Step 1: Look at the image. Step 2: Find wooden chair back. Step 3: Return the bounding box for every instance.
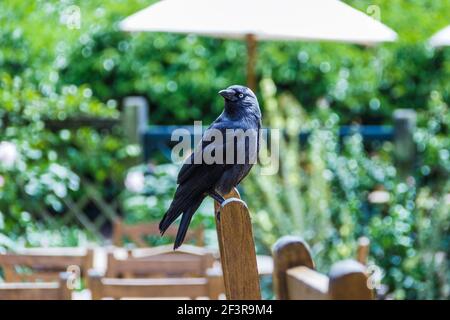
[213,188,261,300]
[0,272,72,300]
[113,219,204,247]
[0,247,94,282]
[273,236,373,300]
[89,269,224,300]
[105,245,216,278]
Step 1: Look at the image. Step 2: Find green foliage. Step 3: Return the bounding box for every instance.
[0,72,135,248]
[416,90,450,185]
[244,79,449,299]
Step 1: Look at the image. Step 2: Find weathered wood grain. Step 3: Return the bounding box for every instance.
[214,188,261,300]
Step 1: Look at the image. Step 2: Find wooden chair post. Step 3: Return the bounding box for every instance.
[214,188,260,300]
[113,219,124,246]
[356,237,370,265]
[328,260,373,300]
[206,268,225,300]
[3,265,17,282]
[272,236,315,300]
[105,251,117,278]
[195,225,205,247]
[83,248,94,288]
[58,272,72,300]
[84,248,95,271]
[88,269,104,300]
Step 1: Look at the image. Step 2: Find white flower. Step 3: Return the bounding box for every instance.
[0,141,19,168]
[125,171,145,193]
[368,190,390,204]
[0,175,4,188]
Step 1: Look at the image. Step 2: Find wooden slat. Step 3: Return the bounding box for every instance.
[106,246,216,278]
[0,249,94,282]
[94,199,119,228]
[272,236,314,300]
[113,220,203,247]
[6,272,64,283]
[0,273,72,300]
[61,194,89,225]
[0,254,84,269]
[108,256,206,277]
[16,178,58,226]
[14,247,88,256]
[214,188,261,300]
[101,278,208,299]
[131,244,214,258]
[88,270,220,300]
[94,213,108,229]
[0,283,61,300]
[31,203,58,227]
[63,197,101,237]
[286,266,329,300]
[83,180,119,222]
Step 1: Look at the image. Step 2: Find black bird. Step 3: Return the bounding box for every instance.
[159,85,262,249]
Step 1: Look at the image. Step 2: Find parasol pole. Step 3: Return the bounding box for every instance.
[246,34,257,91]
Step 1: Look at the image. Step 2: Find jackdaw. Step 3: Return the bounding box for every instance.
[159,85,262,249]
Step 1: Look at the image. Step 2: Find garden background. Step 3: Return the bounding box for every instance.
[0,0,449,299]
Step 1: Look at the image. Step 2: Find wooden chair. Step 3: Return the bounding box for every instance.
[0,247,94,282]
[273,236,373,300]
[108,186,261,300]
[0,272,72,300]
[89,269,224,300]
[112,219,204,247]
[105,245,216,278]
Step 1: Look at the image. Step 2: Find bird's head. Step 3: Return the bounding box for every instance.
[218,85,260,118]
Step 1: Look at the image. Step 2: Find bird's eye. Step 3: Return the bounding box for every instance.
[238,93,244,98]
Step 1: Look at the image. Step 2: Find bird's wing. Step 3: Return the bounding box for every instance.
[177,119,231,185]
[214,123,261,194]
[161,125,239,248]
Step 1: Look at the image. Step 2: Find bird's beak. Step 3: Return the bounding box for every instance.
[218,89,236,101]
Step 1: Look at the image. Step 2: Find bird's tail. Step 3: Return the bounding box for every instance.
[173,196,204,249]
[159,193,205,249]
